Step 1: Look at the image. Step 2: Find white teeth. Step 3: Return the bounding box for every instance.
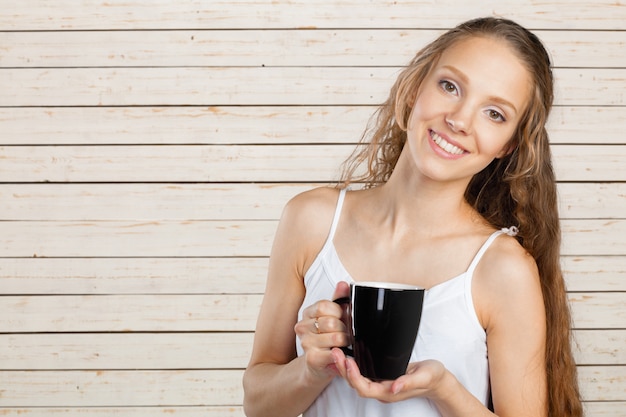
[431,131,464,155]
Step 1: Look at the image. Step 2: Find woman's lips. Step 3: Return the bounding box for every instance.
[429,130,466,156]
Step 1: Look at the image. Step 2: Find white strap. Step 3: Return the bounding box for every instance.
[327,188,348,241]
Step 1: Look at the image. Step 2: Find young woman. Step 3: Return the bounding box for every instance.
[243,17,582,417]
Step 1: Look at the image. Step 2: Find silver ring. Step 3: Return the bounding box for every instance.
[313,319,320,334]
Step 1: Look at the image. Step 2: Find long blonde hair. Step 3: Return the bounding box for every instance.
[341,17,582,417]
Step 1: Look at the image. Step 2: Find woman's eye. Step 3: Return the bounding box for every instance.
[487,109,505,122]
[439,80,458,94]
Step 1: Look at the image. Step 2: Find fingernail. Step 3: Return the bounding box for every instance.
[392,383,404,395]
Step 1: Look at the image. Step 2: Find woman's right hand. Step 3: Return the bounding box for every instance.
[294,281,351,381]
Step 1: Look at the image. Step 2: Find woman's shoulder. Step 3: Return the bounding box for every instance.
[478,232,539,285]
[473,230,543,326]
[275,187,345,270]
[281,186,344,228]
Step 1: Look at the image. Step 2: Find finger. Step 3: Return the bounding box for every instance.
[331,348,348,377]
[344,358,395,398]
[332,281,350,301]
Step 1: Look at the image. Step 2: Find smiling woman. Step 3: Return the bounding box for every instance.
[243,17,582,417]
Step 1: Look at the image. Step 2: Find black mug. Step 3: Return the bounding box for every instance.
[335,282,425,381]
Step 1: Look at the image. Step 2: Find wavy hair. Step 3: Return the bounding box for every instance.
[341,17,582,417]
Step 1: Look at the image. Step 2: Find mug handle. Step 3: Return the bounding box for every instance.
[333,296,354,357]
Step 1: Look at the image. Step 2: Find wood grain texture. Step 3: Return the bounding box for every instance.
[2,1,624,413]
[3,0,626,30]
[2,29,624,68]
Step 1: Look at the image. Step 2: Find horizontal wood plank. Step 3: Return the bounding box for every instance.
[0,144,623,183]
[0,333,254,370]
[574,330,626,366]
[0,219,623,257]
[562,256,626,292]
[0,183,310,221]
[1,255,623,296]
[1,330,621,370]
[3,0,625,30]
[0,370,244,407]
[1,106,624,145]
[2,30,624,68]
[578,366,626,402]
[0,407,246,417]
[1,182,623,221]
[0,68,623,106]
[0,295,264,332]
[569,293,626,330]
[0,404,622,417]
[0,292,622,333]
[0,257,269,295]
[0,367,620,406]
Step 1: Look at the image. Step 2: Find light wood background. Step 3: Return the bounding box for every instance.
[1,1,625,416]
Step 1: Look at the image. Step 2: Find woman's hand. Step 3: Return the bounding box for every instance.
[293,282,351,382]
[331,348,449,403]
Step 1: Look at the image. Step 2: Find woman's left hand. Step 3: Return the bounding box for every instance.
[330,348,448,403]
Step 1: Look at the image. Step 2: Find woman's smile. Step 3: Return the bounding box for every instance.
[429,129,467,157]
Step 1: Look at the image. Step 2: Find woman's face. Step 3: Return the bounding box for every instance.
[404,35,532,185]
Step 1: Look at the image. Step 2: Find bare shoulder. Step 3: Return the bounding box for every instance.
[281,186,342,234]
[473,233,544,328]
[274,186,344,274]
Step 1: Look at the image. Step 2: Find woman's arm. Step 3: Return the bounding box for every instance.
[242,188,349,417]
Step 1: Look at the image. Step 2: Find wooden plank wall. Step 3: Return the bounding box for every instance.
[1,1,625,416]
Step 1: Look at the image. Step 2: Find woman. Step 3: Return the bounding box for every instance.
[243,17,582,417]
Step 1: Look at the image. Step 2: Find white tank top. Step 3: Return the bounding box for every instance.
[296,188,517,416]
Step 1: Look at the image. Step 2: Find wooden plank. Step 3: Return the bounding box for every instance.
[0,220,278,257]
[1,106,624,146]
[563,256,626,292]
[0,219,622,258]
[0,145,352,183]
[2,0,625,30]
[1,182,622,221]
[0,370,244,407]
[0,292,621,333]
[0,333,254,370]
[583,402,626,417]
[0,257,269,295]
[0,106,372,145]
[0,183,311,221]
[569,293,626,330]
[558,183,626,220]
[0,68,623,106]
[0,404,623,417]
[561,220,626,256]
[0,144,624,183]
[2,255,622,296]
[574,330,626,366]
[2,30,624,68]
[0,295,263,332]
[0,408,246,417]
[0,367,620,406]
[2,330,621,370]
[578,366,626,402]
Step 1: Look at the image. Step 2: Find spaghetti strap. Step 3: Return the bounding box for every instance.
[327,188,348,242]
[466,226,518,275]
